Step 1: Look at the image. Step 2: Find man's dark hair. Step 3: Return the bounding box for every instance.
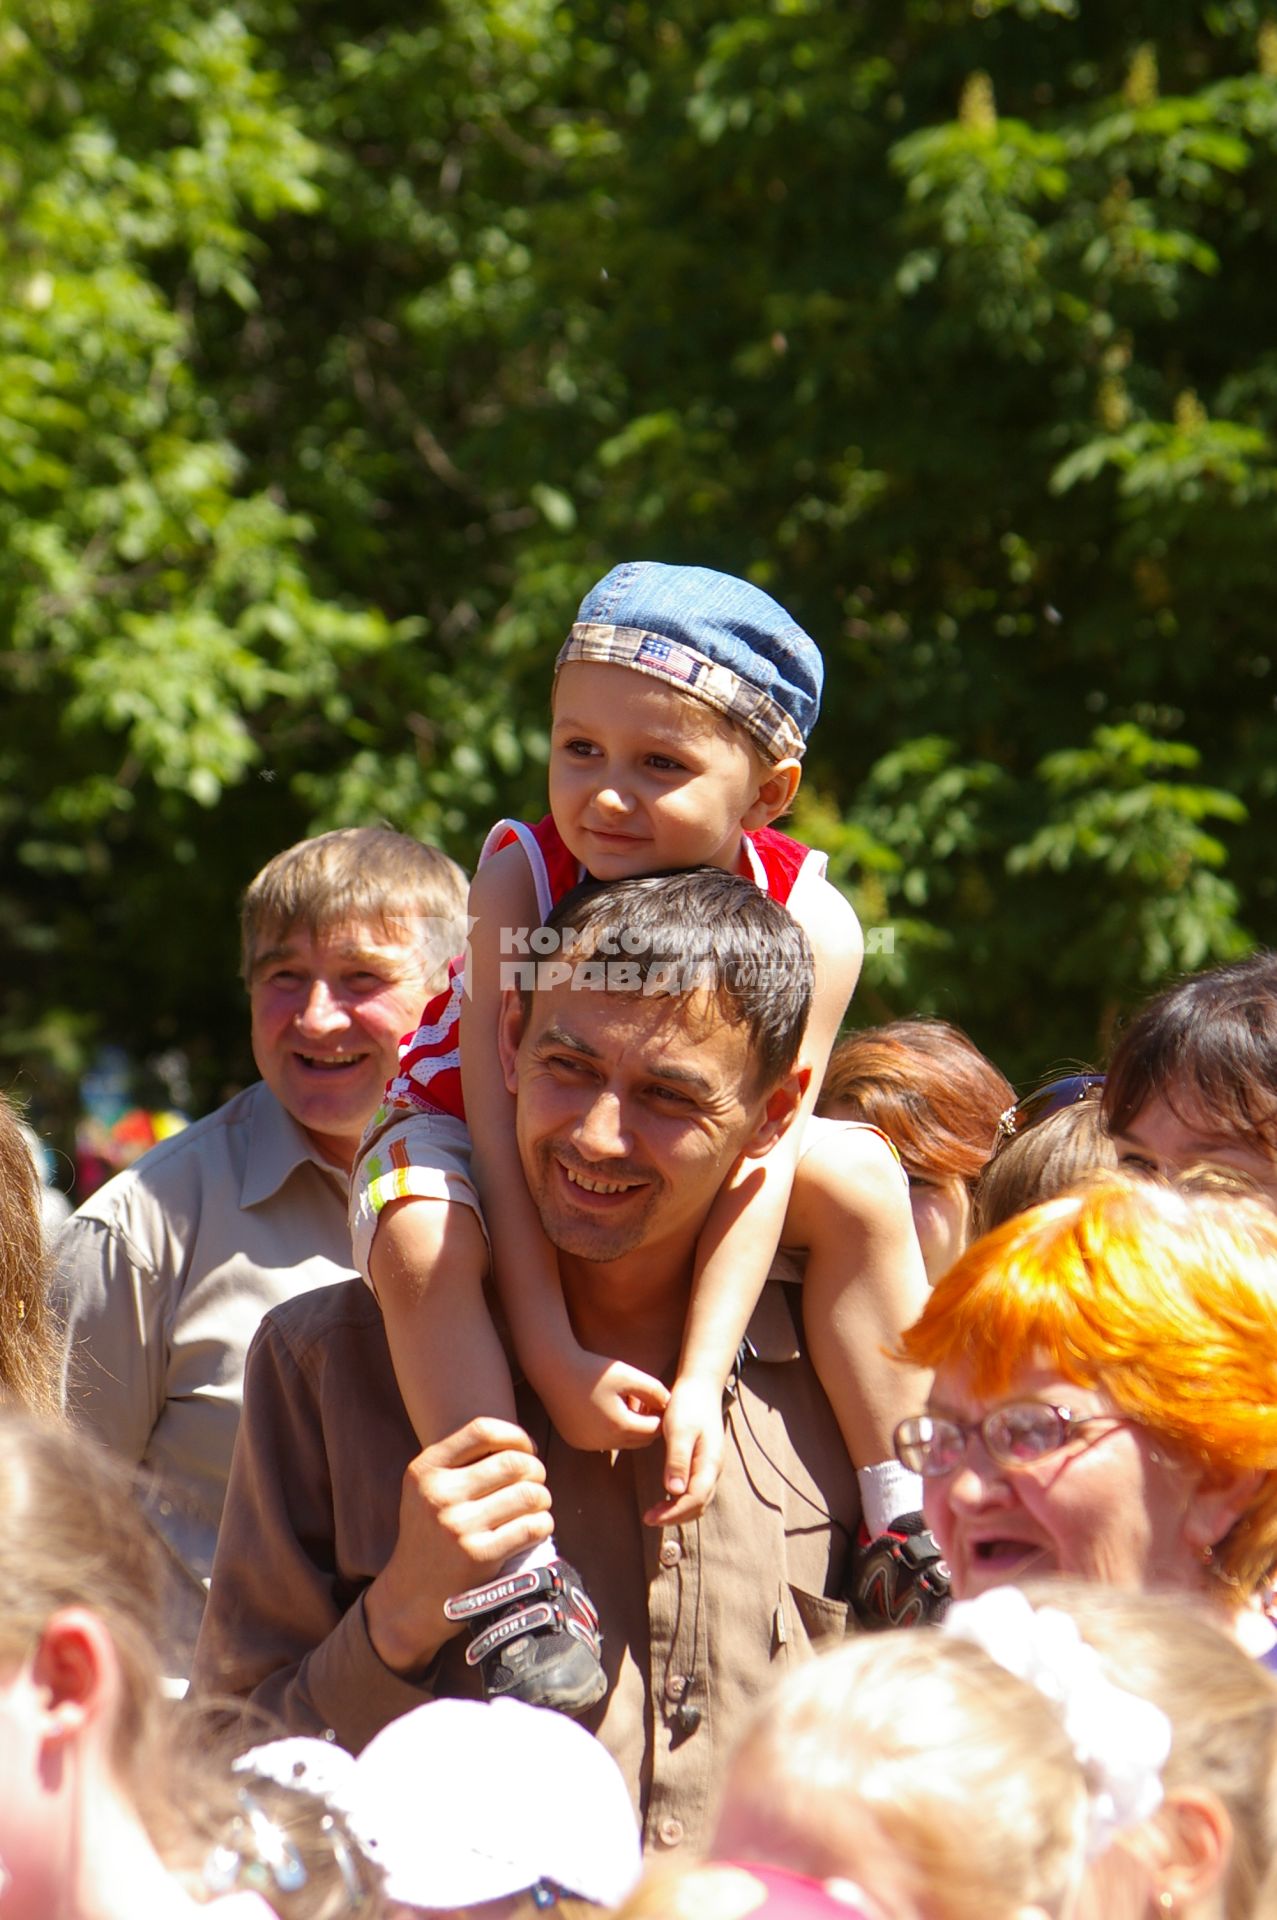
[532,868,813,1094]
[1103,949,1277,1155]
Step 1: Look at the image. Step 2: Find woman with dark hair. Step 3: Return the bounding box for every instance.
[1104,951,1277,1195]
[818,1019,1013,1282]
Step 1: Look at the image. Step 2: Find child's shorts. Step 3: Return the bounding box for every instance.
[349,1102,489,1296]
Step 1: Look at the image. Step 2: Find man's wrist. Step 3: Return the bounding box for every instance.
[363,1572,450,1679]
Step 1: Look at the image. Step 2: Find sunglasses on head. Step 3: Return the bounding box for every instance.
[997,1072,1105,1143]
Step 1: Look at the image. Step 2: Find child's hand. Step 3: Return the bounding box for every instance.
[535,1344,669,1454]
[643,1376,727,1527]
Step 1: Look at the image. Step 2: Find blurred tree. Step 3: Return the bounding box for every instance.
[4,0,1277,1132]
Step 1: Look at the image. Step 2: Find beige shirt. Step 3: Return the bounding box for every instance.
[192,1274,860,1857]
[54,1080,355,1673]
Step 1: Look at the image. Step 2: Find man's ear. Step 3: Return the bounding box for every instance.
[741,758,802,831]
[31,1607,115,1744]
[744,1067,810,1158]
[497,990,527,1097]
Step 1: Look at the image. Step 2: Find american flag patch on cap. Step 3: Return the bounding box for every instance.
[634,635,703,686]
[557,619,808,764]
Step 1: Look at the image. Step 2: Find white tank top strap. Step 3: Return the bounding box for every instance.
[740,834,828,899]
[740,832,770,892]
[477,818,556,924]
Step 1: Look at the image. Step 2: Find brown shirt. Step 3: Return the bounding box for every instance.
[192,1277,859,1856]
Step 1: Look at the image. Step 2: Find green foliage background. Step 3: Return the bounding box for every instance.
[4,0,1276,1133]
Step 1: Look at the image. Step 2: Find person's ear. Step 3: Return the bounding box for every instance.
[744,1067,810,1158]
[1150,1788,1233,1914]
[742,758,802,831]
[31,1607,116,1745]
[1182,1461,1267,1561]
[497,990,528,1097]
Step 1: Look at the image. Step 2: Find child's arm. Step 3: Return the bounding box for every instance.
[650,873,863,1525]
[461,845,668,1450]
[784,1120,931,1473]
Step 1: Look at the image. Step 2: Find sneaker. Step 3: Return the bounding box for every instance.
[849,1513,950,1629]
[443,1559,608,1716]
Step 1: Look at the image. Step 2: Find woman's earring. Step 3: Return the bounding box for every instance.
[1159,1891,1175,1914]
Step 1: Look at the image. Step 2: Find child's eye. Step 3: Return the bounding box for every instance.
[560,738,600,758]
[646,754,687,773]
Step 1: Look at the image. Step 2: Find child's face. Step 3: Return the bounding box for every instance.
[550,662,773,878]
[0,1656,65,1920]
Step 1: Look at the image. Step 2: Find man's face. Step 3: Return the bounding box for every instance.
[249,916,435,1170]
[500,979,796,1265]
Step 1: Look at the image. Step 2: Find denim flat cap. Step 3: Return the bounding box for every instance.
[555,560,823,761]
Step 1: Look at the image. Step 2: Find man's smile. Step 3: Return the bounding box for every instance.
[559,1160,648,1197]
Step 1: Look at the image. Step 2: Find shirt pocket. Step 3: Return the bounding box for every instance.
[779,1583,851,1660]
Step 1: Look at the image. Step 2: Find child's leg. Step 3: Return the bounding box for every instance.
[352,1108,605,1712]
[792,1123,949,1624]
[371,1193,516,1441]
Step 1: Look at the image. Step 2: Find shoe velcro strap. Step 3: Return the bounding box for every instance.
[444,1567,553,1622]
[894,1532,946,1575]
[463,1599,560,1666]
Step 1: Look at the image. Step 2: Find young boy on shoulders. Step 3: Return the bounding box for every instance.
[351,562,938,1714]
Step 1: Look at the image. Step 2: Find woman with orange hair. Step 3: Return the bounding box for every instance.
[894,1170,1277,1661]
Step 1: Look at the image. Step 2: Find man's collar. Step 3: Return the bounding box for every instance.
[240,1084,349,1207]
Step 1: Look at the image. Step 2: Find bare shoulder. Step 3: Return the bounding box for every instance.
[787,1119,910,1237]
[782,869,863,1059]
[788,867,863,955]
[468,838,539,919]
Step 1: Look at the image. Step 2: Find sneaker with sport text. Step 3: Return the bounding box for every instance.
[443,1558,608,1716]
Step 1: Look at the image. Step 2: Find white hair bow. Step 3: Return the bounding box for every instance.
[943,1586,1172,1856]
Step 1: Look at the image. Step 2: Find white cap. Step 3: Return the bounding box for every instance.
[344,1698,642,1911]
[233,1735,359,1809]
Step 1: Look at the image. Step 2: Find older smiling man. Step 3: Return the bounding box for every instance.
[55,827,467,1681]
[193,868,922,1855]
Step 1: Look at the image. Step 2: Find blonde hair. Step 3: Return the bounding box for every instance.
[0,1411,386,1916]
[1023,1583,1277,1920]
[0,1411,189,1837]
[900,1171,1277,1597]
[710,1632,1090,1920]
[0,1094,61,1417]
[240,827,467,985]
[202,1772,388,1918]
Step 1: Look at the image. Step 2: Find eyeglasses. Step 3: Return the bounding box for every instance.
[997,1072,1105,1143]
[893,1401,1125,1478]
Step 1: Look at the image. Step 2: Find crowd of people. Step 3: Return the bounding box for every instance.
[3,560,1276,1919]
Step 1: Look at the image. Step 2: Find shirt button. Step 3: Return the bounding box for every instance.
[657,1818,685,1849]
[658,1540,682,1568]
[665,1673,688,1700]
